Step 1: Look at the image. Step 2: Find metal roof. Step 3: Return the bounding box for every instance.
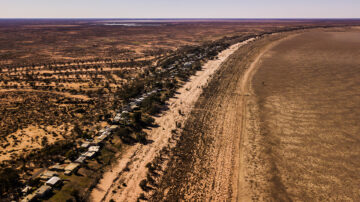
[46,176,61,186]
[89,146,100,152]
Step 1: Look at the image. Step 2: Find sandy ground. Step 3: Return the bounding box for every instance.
[147,33,294,201]
[90,38,255,201]
[252,30,360,201]
[0,124,68,161]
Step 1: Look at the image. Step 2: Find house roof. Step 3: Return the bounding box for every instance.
[81,142,90,148]
[36,185,52,196]
[88,146,100,152]
[22,186,31,193]
[49,163,64,171]
[46,176,61,186]
[96,134,108,142]
[40,170,57,179]
[99,129,106,133]
[75,156,86,163]
[82,151,96,158]
[65,163,80,171]
[110,125,119,129]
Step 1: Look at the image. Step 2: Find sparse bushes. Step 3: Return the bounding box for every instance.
[142,115,155,126]
[141,94,163,115]
[139,179,150,192]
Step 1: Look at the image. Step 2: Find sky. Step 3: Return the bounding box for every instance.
[1,0,359,19]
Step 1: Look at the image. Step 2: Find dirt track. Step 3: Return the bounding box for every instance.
[149,33,290,201]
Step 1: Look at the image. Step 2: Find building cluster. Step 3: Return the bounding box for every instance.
[113,88,162,123]
[20,124,120,201]
[20,86,167,201]
[19,40,228,202]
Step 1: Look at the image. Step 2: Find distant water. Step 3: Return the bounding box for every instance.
[104,23,162,26]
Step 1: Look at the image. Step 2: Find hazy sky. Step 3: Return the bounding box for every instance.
[1,0,359,18]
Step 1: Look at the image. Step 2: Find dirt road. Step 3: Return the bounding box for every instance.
[149,33,291,201]
[90,38,255,202]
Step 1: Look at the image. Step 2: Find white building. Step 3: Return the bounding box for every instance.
[46,176,62,187]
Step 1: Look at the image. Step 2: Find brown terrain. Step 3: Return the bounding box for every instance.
[1,20,342,169]
[145,28,360,201]
[1,19,360,201]
[0,19,306,163]
[251,30,360,201]
[0,19,308,66]
[147,31,289,201]
[91,38,256,202]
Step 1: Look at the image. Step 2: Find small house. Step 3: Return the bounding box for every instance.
[46,176,62,187]
[88,146,100,153]
[74,156,86,164]
[184,62,193,68]
[40,170,58,180]
[105,127,112,133]
[96,134,107,143]
[82,151,96,158]
[21,186,32,195]
[113,114,122,123]
[81,142,90,148]
[64,163,80,175]
[35,185,52,198]
[110,125,119,131]
[129,102,138,111]
[49,163,65,172]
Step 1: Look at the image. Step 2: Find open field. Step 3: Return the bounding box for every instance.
[252,30,360,200]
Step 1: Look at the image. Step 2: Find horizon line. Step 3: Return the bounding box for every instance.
[1,17,360,20]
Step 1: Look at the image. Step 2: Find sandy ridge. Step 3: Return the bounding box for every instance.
[145,33,297,201]
[90,38,255,202]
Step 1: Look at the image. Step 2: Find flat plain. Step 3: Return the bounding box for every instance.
[252,30,360,200]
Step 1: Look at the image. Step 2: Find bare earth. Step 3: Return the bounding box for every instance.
[92,28,360,201]
[90,38,255,201]
[252,30,360,201]
[149,32,291,201]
